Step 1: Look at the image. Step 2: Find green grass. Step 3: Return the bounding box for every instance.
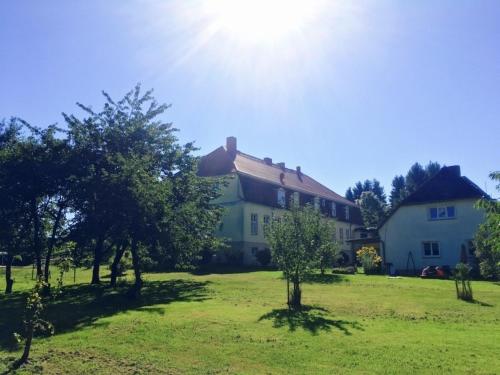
[0,267,499,374]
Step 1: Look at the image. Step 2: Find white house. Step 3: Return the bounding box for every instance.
[379,166,488,274]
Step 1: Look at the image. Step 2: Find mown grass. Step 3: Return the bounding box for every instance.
[0,267,499,374]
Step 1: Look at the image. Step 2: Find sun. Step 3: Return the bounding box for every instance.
[203,0,318,44]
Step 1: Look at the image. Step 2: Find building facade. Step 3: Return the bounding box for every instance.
[379,166,488,274]
[198,137,363,265]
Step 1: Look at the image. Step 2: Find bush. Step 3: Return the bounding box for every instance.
[223,249,244,266]
[356,246,382,275]
[255,248,271,266]
[332,266,356,275]
[198,249,215,266]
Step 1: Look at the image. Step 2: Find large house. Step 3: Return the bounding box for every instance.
[198,137,363,265]
[379,165,488,274]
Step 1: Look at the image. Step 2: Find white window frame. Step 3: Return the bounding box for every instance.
[339,227,344,242]
[429,205,456,221]
[331,202,337,217]
[314,196,320,211]
[345,206,350,221]
[250,213,258,235]
[422,241,440,258]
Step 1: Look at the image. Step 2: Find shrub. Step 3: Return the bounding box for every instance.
[454,263,473,301]
[332,266,356,275]
[199,249,215,266]
[356,246,382,275]
[223,249,244,266]
[255,248,272,266]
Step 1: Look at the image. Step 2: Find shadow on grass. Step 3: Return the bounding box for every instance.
[191,265,277,275]
[303,273,347,284]
[258,305,362,335]
[0,279,210,351]
[466,299,494,307]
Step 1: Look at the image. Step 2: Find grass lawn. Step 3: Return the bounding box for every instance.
[0,267,499,374]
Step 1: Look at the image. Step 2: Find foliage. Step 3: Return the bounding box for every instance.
[345,179,386,203]
[255,248,272,266]
[474,171,500,280]
[265,205,337,308]
[358,191,387,228]
[454,263,473,301]
[389,175,406,208]
[222,249,244,266]
[356,246,382,274]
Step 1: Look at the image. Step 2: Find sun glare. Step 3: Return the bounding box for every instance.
[203,0,318,44]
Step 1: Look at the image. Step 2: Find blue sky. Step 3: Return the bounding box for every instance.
[1,1,499,198]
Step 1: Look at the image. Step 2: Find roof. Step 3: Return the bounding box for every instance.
[379,165,489,228]
[198,143,356,207]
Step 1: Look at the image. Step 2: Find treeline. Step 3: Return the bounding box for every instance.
[0,85,225,294]
[345,161,441,227]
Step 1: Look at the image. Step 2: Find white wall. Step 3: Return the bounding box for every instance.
[379,199,485,271]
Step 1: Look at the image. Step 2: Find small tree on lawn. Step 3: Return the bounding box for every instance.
[265,205,336,309]
[454,263,473,301]
[357,246,382,274]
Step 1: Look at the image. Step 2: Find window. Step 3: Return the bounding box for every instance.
[423,241,440,257]
[251,213,258,235]
[345,206,350,221]
[277,188,286,208]
[263,215,270,226]
[339,228,344,242]
[219,222,224,232]
[251,247,258,255]
[314,196,320,210]
[346,229,350,240]
[429,206,455,220]
[291,192,299,207]
[331,202,337,217]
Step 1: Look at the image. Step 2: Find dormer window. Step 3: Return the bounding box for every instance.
[331,202,337,217]
[277,188,286,208]
[345,206,350,221]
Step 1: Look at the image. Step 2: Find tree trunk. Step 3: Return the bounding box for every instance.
[290,274,301,309]
[91,234,105,284]
[44,204,64,283]
[5,253,14,294]
[110,243,126,287]
[31,198,43,278]
[17,322,33,366]
[130,238,142,293]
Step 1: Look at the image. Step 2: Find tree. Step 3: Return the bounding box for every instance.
[474,172,500,280]
[425,161,441,179]
[265,205,336,309]
[358,191,386,228]
[405,163,427,194]
[389,175,406,208]
[64,85,225,291]
[346,179,386,203]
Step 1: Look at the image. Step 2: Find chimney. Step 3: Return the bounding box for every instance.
[277,162,285,170]
[226,136,237,156]
[446,165,461,177]
[296,166,302,181]
[264,157,273,165]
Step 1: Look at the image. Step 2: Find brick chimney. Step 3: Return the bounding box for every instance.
[296,166,302,181]
[264,157,273,165]
[226,136,237,156]
[277,162,285,170]
[446,165,461,177]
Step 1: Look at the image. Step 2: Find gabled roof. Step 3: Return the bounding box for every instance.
[379,165,489,228]
[198,142,356,207]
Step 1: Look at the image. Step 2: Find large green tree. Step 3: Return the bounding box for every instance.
[265,205,336,309]
[474,172,500,280]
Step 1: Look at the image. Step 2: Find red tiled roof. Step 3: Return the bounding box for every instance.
[233,151,356,206]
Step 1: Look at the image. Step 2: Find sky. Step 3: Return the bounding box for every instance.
[1,0,499,198]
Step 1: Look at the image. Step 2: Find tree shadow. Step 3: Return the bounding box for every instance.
[0,279,210,351]
[302,273,347,284]
[191,265,276,275]
[258,305,362,335]
[466,299,494,307]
